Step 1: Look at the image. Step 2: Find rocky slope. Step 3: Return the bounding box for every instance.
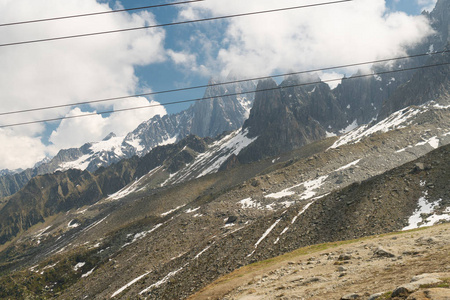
[191,223,450,300]
[0,2,449,299]
[0,99,448,299]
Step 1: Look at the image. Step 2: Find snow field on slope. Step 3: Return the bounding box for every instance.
[107,166,162,201]
[196,128,258,178]
[331,106,422,149]
[122,224,163,249]
[56,133,178,172]
[162,128,257,186]
[111,272,151,298]
[264,175,329,201]
[403,184,450,230]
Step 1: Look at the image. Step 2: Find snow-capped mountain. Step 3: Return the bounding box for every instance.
[1,1,450,299]
[0,79,256,198]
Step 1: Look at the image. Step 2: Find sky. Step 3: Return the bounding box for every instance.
[0,0,438,171]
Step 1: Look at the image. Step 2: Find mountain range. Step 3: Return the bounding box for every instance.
[0,0,449,299]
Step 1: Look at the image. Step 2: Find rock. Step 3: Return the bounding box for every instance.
[289,275,304,283]
[301,276,326,285]
[373,246,395,258]
[407,288,450,300]
[411,273,450,282]
[368,292,384,300]
[412,277,443,286]
[423,288,450,299]
[392,284,420,297]
[341,293,360,299]
[415,236,439,245]
[414,163,426,172]
[338,254,352,261]
[251,179,260,187]
[225,216,238,224]
[392,277,443,298]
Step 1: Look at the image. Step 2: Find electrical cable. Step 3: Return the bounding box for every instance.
[0,61,448,129]
[1,49,448,117]
[0,0,353,48]
[0,0,206,27]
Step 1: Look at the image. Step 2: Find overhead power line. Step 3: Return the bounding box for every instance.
[1,61,448,129]
[0,0,205,27]
[1,49,448,117]
[0,0,353,48]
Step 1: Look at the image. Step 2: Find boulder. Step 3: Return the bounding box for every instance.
[341,293,360,299]
[407,288,450,300]
[373,246,395,258]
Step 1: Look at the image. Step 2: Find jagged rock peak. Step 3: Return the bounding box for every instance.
[430,0,450,43]
[102,132,116,141]
[280,73,322,87]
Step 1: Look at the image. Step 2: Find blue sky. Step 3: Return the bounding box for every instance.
[0,0,438,170]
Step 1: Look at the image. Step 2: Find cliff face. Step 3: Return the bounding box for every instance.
[238,78,327,163]
[379,50,450,120]
[189,79,256,138]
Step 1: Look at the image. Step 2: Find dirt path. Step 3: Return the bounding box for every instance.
[189,223,450,300]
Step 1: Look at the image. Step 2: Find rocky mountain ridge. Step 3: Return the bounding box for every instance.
[0,79,256,198]
[1,0,448,199]
[0,96,448,299]
[0,2,448,299]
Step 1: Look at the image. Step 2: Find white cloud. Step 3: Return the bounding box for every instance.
[0,0,167,169]
[417,0,437,12]
[318,72,345,89]
[178,0,433,78]
[0,129,47,170]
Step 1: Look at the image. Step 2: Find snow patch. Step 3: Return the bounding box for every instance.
[193,242,215,260]
[299,175,328,200]
[402,195,448,230]
[415,136,439,149]
[265,175,328,201]
[111,272,151,298]
[336,159,361,171]
[239,198,262,209]
[265,190,296,199]
[73,262,85,271]
[161,205,184,217]
[122,224,163,248]
[34,226,52,238]
[81,215,109,233]
[140,268,184,295]
[339,120,358,134]
[197,128,258,178]
[107,167,162,201]
[291,202,314,225]
[254,219,281,249]
[158,135,178,147]
[185,207,200,214]
[68,220,80,229]
[82,268,95,278]
[326,131,337,138]
[57,154,92,171]
[332,106,421,149]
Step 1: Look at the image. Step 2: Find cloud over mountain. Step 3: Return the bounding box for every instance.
[177,0,434,78]
[0,0,167,170]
